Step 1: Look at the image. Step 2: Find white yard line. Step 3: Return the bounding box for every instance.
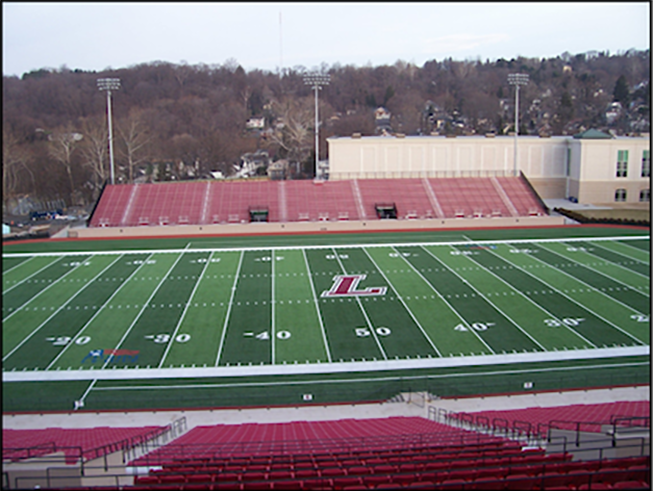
[302,249,332,363]
[393,246,495,355]
[362,247,442,357]
[494,245,647,346]
[3,255,91,323]
[214,250,245,366]
[46,253,156,370]
[100,252,187,370]
[422,245,548,352]
[495,244,649,319]
[74,379,97,410]
[3,256,36,276]
[590,240,650,266]
[271,250,276,365]
[3,256,63,295]
[3,255,122,363]
[4,236,648,258]
[539,241,651,285]
[158,251,214,368]
[459,246,597,349]
[4,346,648,382]
[88,360,649,392]
[611,238,650,258]
[332,247,387,361]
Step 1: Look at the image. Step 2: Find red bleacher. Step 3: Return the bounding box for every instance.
[3,415,648,489]
[495,176,546,216]
[427,178,515,218]
[448,401,651,438]
[276,180,359,222]
[356,179,434,219]
[89,183,136,227]
[3,426,164,464]
[88,177,548,227]
[125,416,649,490]
[124,181,206,227]
[205,180,281,224]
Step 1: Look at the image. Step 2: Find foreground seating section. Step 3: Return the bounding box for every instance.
[450,401,651,437]
[132,417,498,465]
[129,456,650,490]
[131,442,649,490]
[88,176,548,227]
[3,426,164,464]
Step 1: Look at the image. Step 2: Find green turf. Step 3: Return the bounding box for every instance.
[3,225,648,254]
[2,356,648,412]
[2,226,650,412]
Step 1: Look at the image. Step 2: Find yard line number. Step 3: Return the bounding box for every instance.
[544,318,585,327]
[46,336,91,346]
[454,322,494,332]
[243,331,292,340]
[355,326,391,337]
[144,333,191,343]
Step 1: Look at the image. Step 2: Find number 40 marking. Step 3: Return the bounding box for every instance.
[454,322,494,332]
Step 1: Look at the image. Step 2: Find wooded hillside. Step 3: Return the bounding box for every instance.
[2,50,649,210]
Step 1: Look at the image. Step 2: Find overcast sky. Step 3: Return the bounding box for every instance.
[3,2,650,77]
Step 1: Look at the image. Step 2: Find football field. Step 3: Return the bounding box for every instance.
[2,229,650,411]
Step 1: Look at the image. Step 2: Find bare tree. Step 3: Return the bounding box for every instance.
[117,110,152,183]
[79,117,108,196]
[2,128,32,208]
[48,123,81,200]
[266,96,314,164]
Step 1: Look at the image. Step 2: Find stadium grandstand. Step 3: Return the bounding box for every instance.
[3,134,650,490]
[85,175,550,229]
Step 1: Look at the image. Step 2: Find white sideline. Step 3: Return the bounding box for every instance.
[2,235,649,258]
[2,346,648,382]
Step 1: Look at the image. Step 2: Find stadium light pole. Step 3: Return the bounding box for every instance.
[97,78,121,185]
[303,72,330,179]
[508,73,528,176]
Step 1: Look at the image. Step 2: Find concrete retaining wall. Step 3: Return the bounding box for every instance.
[70,216,565,239]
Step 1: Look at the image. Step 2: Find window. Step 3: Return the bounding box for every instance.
[640,189,650,202]
[615,188,627,202]
[616,150,628,177]
[642,150,650,178]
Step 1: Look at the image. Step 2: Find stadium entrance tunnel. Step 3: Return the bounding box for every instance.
[249,207,269,222]
[375,203,397,219]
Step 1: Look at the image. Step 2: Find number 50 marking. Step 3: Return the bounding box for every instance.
[355,327,391,337]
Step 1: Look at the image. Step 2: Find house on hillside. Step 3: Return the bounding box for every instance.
[375,107,392,134]
[234,150,270,178]
[246,117,265,130]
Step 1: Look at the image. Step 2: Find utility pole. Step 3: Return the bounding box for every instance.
[508,73,528,176]
[303,73,330,179]
[97,78,121,185]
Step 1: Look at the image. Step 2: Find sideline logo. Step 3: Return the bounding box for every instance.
[81,349,139,364]
[321,274,387,297]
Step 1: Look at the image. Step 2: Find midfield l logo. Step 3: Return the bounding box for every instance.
[321,274,387,297]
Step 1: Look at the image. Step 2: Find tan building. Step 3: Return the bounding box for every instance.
[327,131,650,206]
